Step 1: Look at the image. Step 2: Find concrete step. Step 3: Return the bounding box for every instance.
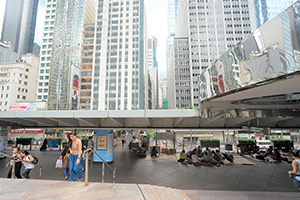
[139,185,190,200]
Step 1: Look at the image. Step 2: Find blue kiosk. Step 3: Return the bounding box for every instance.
[93,130,114,162]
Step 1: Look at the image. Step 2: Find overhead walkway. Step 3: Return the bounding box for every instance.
[0,109,299,129]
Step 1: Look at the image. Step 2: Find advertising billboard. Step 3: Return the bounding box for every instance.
[9,102,47,111]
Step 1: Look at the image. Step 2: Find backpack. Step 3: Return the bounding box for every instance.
[31,155,38,165]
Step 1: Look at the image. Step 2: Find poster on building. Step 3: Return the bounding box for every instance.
[97,135,107,150]
[71,67,80,110]
[9,102,47,111]
[71,89,78,110]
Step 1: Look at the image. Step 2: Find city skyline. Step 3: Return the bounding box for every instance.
[0,0,168,78]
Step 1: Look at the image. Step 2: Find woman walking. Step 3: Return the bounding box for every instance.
[6,147,22,179]
[288,151,300,190]
[69,132,83,181]
[20,150,34,179]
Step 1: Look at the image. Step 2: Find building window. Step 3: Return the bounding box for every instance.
[38,89,42,93]
[17,95,20,99]
[39,83,43,86]
[25,75,28,79]
[22,96,26,100]
[45,76,49,80]
[7,86,9,90]
[43,95,47,99]
[38,96,42,99]
[39,76,44,80]
[24,82,27,86]
[6,94,8,98]
[45,82,48,86]
[44,89,48,93]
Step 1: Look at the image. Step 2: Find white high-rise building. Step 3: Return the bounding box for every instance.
[0,54,39,111]
[91,0,148,110]
[35,0,57,104]
[148,35,158,109]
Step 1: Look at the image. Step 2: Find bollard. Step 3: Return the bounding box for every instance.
[85,154,89,186]
[102,162,105,183]
[113,169,116,184]
[12,160,15,179]
[39,167,42,180]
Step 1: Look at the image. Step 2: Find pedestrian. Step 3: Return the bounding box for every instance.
[121,132,126,147]
[6,147,22,179]
[288,150,300,190]
[60,143,70,180]
[87,136,93,161]
[20,150,35,179]
[69,132,83,181]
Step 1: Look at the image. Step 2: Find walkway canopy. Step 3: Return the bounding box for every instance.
[0,109,299,129]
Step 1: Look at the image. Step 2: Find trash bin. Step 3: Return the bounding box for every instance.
[225,144,232,151]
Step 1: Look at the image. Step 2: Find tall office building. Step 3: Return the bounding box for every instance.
[79,24,95,110]
[91,0,148,110]
[36,0,96,110]
[148,35,158,109]
[1,0,39,58]
[187,0,253,108]
[168,0,190,109]
[254,0,296,28]
[166,0,179,71]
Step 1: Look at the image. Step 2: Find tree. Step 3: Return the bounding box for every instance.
[185,104,194,109]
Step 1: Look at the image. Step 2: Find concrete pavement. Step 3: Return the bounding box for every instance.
[1,139,300,199]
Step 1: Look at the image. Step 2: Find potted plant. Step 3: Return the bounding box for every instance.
[200,138,220,149]
[17,137,33,145]
[270,138,293,152]
[235,138,255,147]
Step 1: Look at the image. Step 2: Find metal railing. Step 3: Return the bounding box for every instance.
[0,153,45,180]
[84,149,116,186]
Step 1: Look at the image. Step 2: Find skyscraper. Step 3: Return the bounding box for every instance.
[91,0,148,110]
[166,0,179,71]
[1,0,39,58]
[148,35,158,109]
[254,0,296,28]
[168,0,253,109]
[36,0,96,110]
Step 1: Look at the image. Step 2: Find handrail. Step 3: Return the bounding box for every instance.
[0,153,45,180]
[84,149,116,186]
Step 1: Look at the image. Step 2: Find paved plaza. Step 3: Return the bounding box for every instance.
[1,140,300,199]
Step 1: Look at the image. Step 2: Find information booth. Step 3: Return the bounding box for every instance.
[93,130,114,162]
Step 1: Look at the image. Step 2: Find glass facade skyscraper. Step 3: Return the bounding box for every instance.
[166,0,179,71]
[36,0,85,110]
[1,0,39,58]
[254,0,296,28]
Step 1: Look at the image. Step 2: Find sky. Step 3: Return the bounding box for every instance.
[0,0,168,76]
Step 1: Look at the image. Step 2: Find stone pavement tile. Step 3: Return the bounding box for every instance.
[194,170,220,181]
[231,182,263,191]
[244,171,271,183]
[264,181,298,192]
[204,178,240,190]
[241,175,269,189]
[0,190,32,200]
[219,170,247,182]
